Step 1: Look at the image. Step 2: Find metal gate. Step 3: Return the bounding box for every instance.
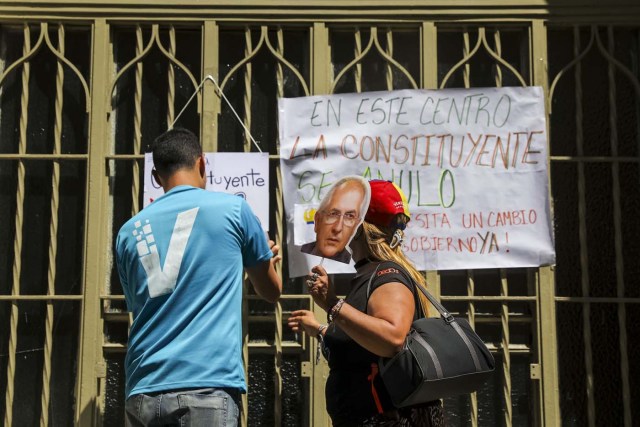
[0,3,639,426]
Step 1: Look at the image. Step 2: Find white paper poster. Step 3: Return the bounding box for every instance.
[144,152,270,231]
[279,87,556,277]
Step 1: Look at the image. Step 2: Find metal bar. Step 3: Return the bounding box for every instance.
[132,24,143,216]
[101,343,127,351]
[491,33,515,423]
[274,25,284,279]
[494,29,503,87]
[40,23,64,427]
[248,315,281,322]
[0,154,88,159]
[419,19,442,346]
[500,269,512,427]
[385,28,393,90]
[249,313,535,323]
[241,278,250,427]
[526,268,540,427]
[242,294,314,300]
[549,155,640,162]
[97,292,543,303]
[0,6,635,21]
[273,25,284,427]
[243,26,253,152]
[467,270,478,427]
[470,316,534,324]
[311,22,331,427]
[247,342,326,350]
[76,18,110,426]
[101,341,311,351]
[487,343,531,353]
[492,33,514,424]
[441,295,537,302]
[101,293,316,300]
[102,312,130,322]
[104,154,145,160]
[201,21,219,152]
[531,19,561,426]
[313,22,330,95]
[556,297,640,303]
[574,25,596,427]
[245,341,534,352]
[239,26,254,427]
[463,30,480,427]
[463,29,471,88]
[4,24,31,426]
[167,24,176,126]
[421,22,437,90]
[354,27,362,93]
[606,26,631,427]
[0,295,84,300]
[0,16,578,27]
[273,272,283,424]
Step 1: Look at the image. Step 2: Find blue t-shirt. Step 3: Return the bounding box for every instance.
[115,185,272,398]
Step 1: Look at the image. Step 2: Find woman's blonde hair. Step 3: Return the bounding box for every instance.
[362,215,431,316]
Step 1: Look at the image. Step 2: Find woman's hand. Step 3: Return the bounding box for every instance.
[288,310,322,337]
[306,264,338,312]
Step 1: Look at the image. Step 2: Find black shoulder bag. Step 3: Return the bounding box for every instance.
[367,263,495,408]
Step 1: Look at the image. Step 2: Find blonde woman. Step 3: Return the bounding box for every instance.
[289,180,445,426]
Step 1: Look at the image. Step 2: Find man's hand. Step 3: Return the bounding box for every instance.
[245,239,282,303]
[268,240,282,268]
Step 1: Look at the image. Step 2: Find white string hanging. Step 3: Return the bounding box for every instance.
[170,74,263,153]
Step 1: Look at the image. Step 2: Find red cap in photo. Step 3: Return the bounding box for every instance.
[365,180,411,229]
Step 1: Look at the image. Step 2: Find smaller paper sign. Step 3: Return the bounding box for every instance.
[293,204,318,245]
[144,152,270,231]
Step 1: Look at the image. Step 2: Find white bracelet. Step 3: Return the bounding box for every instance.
[317,324,328,338]
[328,298,345,323]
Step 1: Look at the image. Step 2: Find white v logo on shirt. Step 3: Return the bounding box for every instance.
[137,207,199,298]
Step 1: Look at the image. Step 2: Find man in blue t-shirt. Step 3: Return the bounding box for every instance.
[115,128,282,427]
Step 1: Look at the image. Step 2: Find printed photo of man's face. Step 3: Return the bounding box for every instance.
[300,176,370,264]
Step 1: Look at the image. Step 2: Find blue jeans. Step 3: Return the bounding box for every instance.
[125,388,240,427]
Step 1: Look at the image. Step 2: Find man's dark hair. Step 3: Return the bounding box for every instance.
[151,127,202,178]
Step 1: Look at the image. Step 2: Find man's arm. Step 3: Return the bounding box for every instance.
[245,240,282,303]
